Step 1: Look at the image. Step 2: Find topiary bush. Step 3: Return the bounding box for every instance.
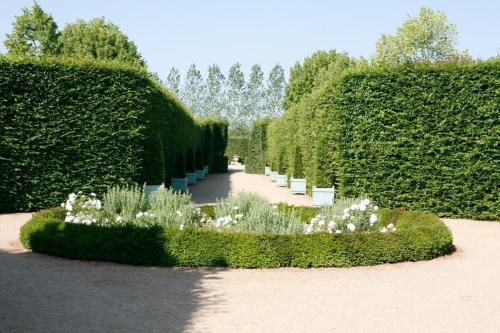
[21,207,453,268]
[0,57,208,213]
[245,118,271,174]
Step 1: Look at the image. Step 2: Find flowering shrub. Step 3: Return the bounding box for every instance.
[61,186,201,228]
[212,192,303,234]
[60,188,397,236]
[61,192,101,225]
[303,198,396,234]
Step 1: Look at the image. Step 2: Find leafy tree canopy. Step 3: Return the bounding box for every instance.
[374,7,469,64]
[4,2,59,56]
[59,18,145,67]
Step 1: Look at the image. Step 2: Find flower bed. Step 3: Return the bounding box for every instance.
[20,189,453,268]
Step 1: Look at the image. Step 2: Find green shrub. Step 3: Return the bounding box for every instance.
[185,148,195,173]
[0,57,207,213]
[199,117,229,173]
[21,207,453,268]
[225,136,249,163]
[245,118,271,174]
[213,192,303,234]
[195,147,204,170]
[172,152,185,178]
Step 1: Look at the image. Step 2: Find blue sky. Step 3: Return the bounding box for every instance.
[1,0,498,80]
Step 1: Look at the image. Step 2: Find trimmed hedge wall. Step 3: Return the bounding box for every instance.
[199,117,229,173]
[0,58,227,212]
[322,62,500,220]
[274,60,499,220]
[21,207,453,268]
[225,136,249,163]
[245,118,271,174]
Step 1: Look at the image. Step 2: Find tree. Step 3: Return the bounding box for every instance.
[374,7,468,64]
[285,50,350,109]
[265,64,286,118]
[204,64,225,118]
[4,2,59,56]
[166,67,181,95]
[182,64,204,115]
[59,18,145,67]
[245,64,265,124]
[226,63,246,133]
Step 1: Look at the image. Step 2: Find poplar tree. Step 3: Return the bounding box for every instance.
[205,64,225,117]
[166,67,181,95]
[182,64,204,115]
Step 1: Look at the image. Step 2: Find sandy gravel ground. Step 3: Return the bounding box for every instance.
[189,165,312,206]
[1,168,500,332]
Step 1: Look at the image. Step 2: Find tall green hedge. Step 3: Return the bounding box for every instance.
[276,60,499,220]
[245,118,271,174]
[322,62,499,220]
[0,58,227,212]
[199,117,228,173]
[225,136,249,163]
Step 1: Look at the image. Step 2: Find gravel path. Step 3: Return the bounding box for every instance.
[190,165,312,206]
[1,169,500,332]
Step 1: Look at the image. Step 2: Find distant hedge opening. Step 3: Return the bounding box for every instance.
[0,58,227,212]
[225,136,249,163]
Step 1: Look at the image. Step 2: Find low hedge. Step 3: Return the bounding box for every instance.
[21,207,453,268]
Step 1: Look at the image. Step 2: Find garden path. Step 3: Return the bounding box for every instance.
[189,165,312,206]
[2,195,500,332]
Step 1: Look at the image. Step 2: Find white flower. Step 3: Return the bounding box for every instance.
[347,223,356,232]
[90,192,96,197]
[342,212,350,220]
[116,216,122,222]
[335,230,342,234]
[236,213,243,219]
[350,204,358,210]
[272,205,278,209]
[179,224,184,230]
[65,202,73,211]
[359,204,367,211]
[65,215,74,223]
[380,227,388,233]
[387,223,394,230]
[232,206,239,211]
[176,210,183,217]
[319,220,325,226]
[136,212,144,218]
[373,205,379,211]
[361,199,370,206]
[343,208,349,214]
[304,224,313,234]
[61,203,65,208]
[327,221,336,233]
[369,214,378,225]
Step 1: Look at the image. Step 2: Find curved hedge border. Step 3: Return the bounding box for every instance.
[21,207,453,268]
